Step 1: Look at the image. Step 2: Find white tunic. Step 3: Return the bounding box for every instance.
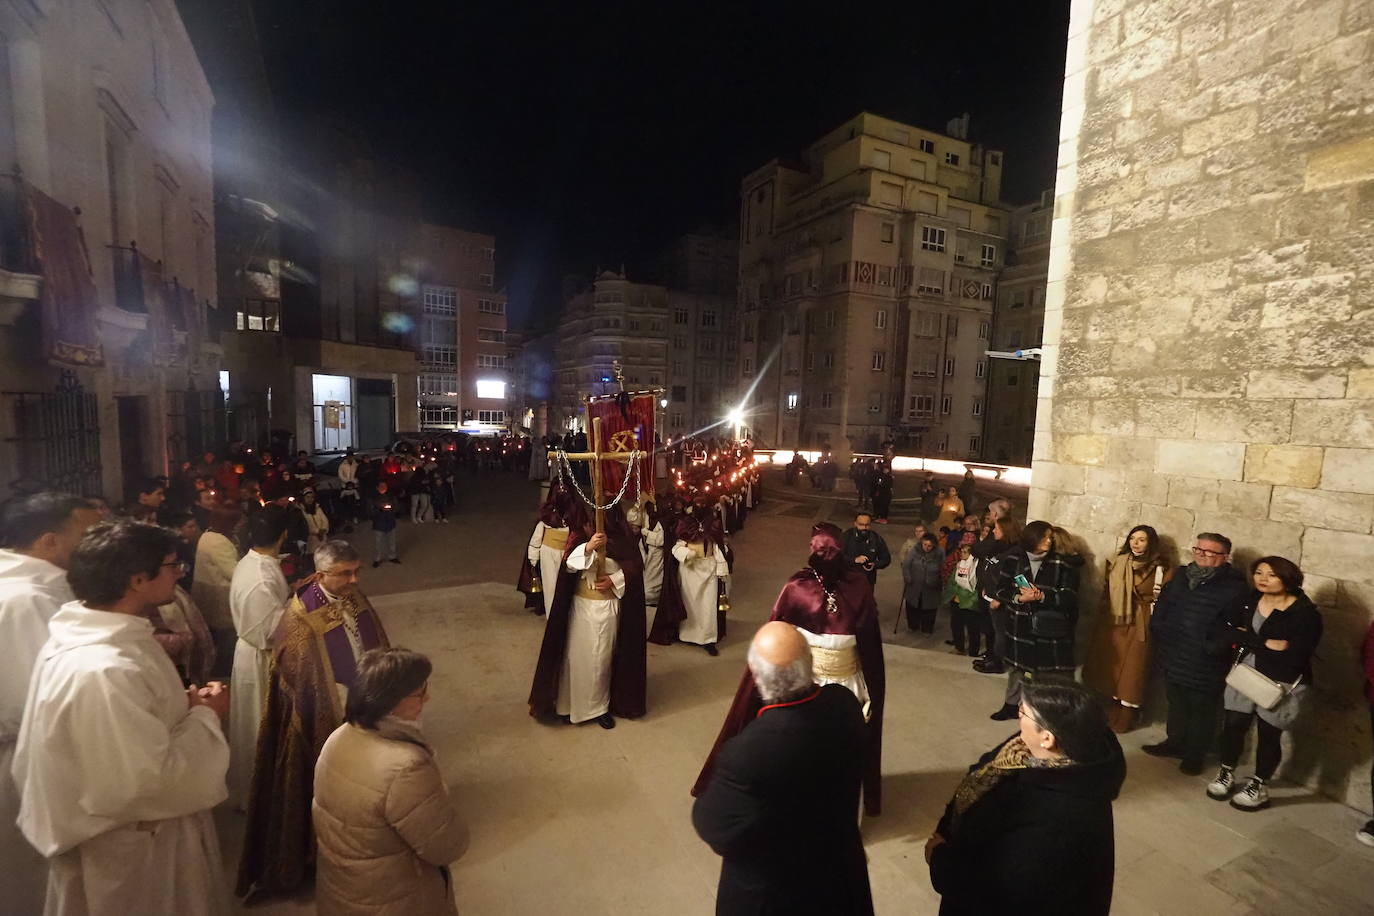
[557,544,625,723]
[672,540,728,646]
[12,602,230,916]
[641,522,665,606]
[227,550,289,809]
[0,550,73,915]
[191,531,237,632]
[797,628,870,712]
[526,521,569,617]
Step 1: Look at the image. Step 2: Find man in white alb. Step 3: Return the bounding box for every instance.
[0,493,103,915]
[13,519,231,915]
[672,527,729,656]
[561,531,625,726]
[227,504,292,809]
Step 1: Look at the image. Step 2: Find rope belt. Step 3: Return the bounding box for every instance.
[810,644,859,681]
[542,528,569,550]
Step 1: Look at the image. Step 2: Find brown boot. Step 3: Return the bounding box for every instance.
[1106,703,1137,734]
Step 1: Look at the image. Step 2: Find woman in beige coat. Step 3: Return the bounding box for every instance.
[313,648,468,916]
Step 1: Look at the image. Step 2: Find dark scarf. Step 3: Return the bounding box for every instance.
[1184,562,1217,590]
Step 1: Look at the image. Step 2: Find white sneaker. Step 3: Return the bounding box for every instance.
[1358,821,1374,848]
[1229,776,1269,811]
[1206,766,1235,800]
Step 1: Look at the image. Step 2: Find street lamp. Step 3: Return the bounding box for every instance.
[984,348,1043,361]
[727,406,744,441]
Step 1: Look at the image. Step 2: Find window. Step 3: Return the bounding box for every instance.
[981,244,997,268]
[921,226,946,252]
[701,310,717,328]
[978,320,989,339]
[420,406,458,427]
[477,328,505,343]
[981,283,994,299]
[629,319,641,331]
[743,356,754,375]
[805,352,814,372]
[824,310,837,329]
[477,298,505,314]
[871,351,885,371]
[917,268,944,294]
[786,392,799,411]
[476,379,506,399]
[945,152,961,166]
[944,357,955,376]
[423,345,457,368]
[975,360,986,379]
[477,274,493,288]
[672,385,687,402]
[919,138,935,154]
[236,299,280,332]
[972,398,983,417]
[478,409,505,423]
[672,333,687,349]
[1007,330,1023,348]
[476,354,506,369]
[868,391,883,413]
[650,319,663,332]
[823,351,835,369]
[875,309,888,329]
[908,395,934,418]
[870,148,891,170]
[674,307,689,325]
[418,373,459,396]
[947,316,959,337]
[701,336,716,353]
[914,311,941,337]
[743,318,756,341]
[916,191,939,214]
[482,247,495,261]
[880,223,894,243]
[911,351,938,377]
[821,392,834,408]
[969,435,982,454]
[936,434,949,454]
[422,286,457,314]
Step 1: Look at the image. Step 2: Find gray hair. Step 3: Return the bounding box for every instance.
[314,539,360,571]
[747,640,815,704]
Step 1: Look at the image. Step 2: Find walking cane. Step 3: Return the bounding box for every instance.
[893,582,907,635]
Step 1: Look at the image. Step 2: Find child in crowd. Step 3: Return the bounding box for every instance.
[944,541,980,656]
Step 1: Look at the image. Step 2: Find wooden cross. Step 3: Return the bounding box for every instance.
[560,415,640,577]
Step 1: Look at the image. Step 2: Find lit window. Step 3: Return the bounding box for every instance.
[422,286,457,315]
[786,392,799,410]
[871,351,885,371]
[919,138,935,154]
[921,227,946,252]
[875,309,887,329]
[475,379,505,399]
[981,244,997,268]
[945,152,960,166]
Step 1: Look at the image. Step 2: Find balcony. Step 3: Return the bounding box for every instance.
[0,173,40,324]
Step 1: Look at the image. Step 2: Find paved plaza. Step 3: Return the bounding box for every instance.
[221,472,1374,914]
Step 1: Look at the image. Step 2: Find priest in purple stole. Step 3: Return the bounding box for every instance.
[236,540,390,899]
[529,503,647,726]
[691,522,886,816]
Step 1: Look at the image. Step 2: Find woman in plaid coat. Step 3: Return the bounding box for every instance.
[986,521,1084,720]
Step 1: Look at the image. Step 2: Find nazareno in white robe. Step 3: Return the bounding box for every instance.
[641,521,665,607]
[227,549,289,809]
[12,601,231,916]
[672,539,729,646]
[527,521,570,617]
[0,549,73,916]
[557,543,626,723]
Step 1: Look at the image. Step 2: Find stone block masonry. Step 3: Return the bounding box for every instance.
[1038,0,1374,810]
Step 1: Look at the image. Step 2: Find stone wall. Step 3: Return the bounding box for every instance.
[1038,0,1374,809]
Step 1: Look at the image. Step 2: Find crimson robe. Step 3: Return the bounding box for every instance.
[691,566,886,815]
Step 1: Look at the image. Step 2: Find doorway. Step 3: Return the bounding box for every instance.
[116,395,147,501]
[355,377,394,449]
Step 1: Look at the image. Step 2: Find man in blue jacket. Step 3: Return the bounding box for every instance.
[1147,532,1249,774]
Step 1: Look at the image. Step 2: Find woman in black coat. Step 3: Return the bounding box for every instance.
[927,679,1124,915]
[987,521,1083,720]
[1207,555,1323,811]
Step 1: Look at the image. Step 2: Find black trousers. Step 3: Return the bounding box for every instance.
[973,606,995,658]
[873,487,892,519]
[905,600,937,633]
[1219,709,1284,779]
[950,603,982,655]
[1165,680,1221,764]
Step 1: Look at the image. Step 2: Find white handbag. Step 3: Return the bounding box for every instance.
[1225,649,1300,710]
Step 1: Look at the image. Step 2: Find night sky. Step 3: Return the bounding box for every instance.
[249,1,1071,329]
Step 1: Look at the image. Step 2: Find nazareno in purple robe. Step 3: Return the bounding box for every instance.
[527,505,647,720]
[691,523,886,816]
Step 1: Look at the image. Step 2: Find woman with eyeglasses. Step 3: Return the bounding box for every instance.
[926,679,1124,914]
[313,647,468,915]
[1206,556,1323,811]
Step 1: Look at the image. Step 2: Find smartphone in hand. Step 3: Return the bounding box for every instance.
[1013,574,1031,589]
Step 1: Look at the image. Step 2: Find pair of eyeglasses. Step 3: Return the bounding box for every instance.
[161,561,189,574]
[1191,546,1226,557]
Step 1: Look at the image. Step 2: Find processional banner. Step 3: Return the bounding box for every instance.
[586,392,656,500]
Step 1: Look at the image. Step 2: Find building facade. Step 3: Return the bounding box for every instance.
[983,189,1052,466]
[735,112,1009,457]
[0,0,220,501]
[1039,0,1374,807]
[416,223,506,434]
